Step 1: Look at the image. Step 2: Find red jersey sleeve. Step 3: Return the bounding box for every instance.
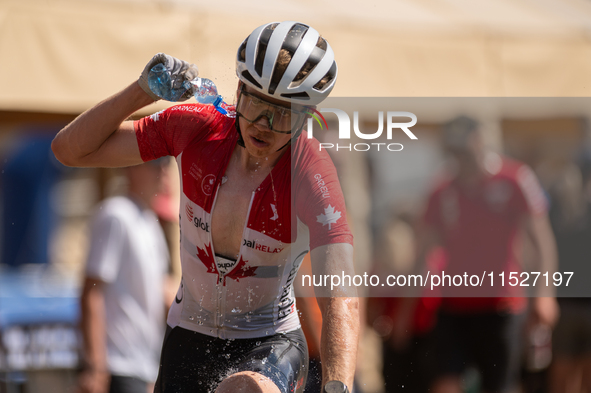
[134,104,219,161]
[293,134,353,250]
[514,164,548,216]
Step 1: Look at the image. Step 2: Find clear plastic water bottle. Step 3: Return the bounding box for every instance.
[148,63,227,114]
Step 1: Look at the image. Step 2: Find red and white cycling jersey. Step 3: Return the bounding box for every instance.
[423,154,548,313]
[135,104,352,339]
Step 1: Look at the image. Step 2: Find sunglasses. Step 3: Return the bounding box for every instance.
[235,88,310,134]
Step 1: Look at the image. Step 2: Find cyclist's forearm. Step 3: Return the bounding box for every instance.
[318,296,359,390]
[52,82,154,167]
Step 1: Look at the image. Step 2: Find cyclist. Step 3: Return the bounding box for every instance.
[52,21,358,393]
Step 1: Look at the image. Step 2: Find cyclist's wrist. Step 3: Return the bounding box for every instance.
[323,380,350,393]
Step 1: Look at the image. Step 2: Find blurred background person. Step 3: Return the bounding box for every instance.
[397,116,559,393]
[77,157,174,393]
[367,210,441,393]
[546,160,591,393]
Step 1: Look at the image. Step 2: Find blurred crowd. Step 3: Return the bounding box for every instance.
[2,114,591,393]
[365,116,591,393]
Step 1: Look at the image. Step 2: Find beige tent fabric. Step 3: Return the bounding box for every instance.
[3,0,591,115]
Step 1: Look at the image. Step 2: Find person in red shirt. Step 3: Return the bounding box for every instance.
[397,116,559,393]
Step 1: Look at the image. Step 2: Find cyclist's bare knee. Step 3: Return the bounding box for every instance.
[215,371,281,393]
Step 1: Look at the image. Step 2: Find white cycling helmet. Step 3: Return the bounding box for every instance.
[236,21,337,106]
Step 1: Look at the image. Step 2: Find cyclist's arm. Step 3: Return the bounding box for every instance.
[523,213,559,327]
[311,242,359,391]
[523,213,558,294]
[52,82,154,168]
[516,165,559,326]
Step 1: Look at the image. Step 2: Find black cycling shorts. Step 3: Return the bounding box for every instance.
[154,325,309,393]
[433,311,526,393]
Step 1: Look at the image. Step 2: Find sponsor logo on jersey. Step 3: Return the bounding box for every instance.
[171,105,204,114]
[316,205,342,230]
[201,174,216,196]
[278,252,305,320]
[197,243,258,285]
[242,239,284,254]
[185,203,194,222]
[216,257,239,275]
[193,217,210,232]
[314,174,330,198]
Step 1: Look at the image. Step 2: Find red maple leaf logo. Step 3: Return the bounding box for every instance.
[224,255,257,285]
[196,242,217,275]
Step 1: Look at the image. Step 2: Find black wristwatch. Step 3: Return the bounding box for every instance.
[323,380,349,393]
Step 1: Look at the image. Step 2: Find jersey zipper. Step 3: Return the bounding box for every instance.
[232,191,255,275]
[210,188,255,338]
[208,184,223,333]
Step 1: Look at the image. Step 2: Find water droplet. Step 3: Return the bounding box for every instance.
[189,316,194,321]
[265,330,269,335]
[205,349,210,353]
[256,341,261,346]
[224,354,231,359]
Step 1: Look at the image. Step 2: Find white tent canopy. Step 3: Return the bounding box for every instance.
[2,0,591,114]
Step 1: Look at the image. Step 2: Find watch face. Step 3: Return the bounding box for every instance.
[324,380,347,393]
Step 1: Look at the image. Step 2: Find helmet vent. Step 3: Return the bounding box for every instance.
[240,71,263,89]
[280,91,310,100]
[268,24,308,95]
[313,62,337,91]
[254,25,276,77]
